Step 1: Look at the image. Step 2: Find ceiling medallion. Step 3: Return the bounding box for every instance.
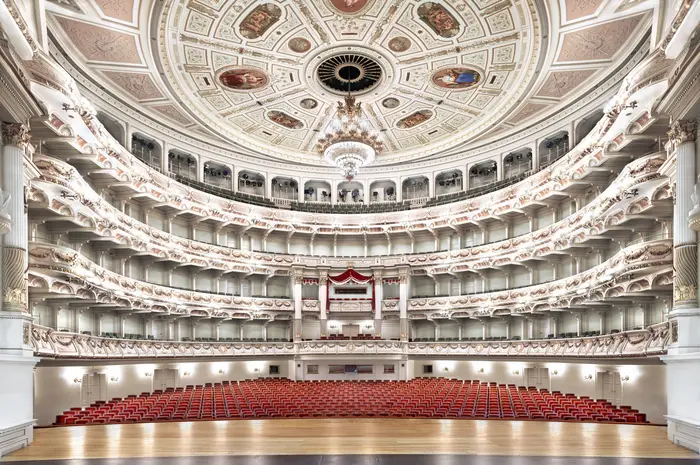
[316,94,383,180]
[317,54,382,94]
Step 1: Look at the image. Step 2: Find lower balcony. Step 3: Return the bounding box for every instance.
[32,322,670,360]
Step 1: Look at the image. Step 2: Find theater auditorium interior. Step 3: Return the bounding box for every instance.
[0,0,699,464]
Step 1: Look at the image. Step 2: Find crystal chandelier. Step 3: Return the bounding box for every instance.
[316,94,383,180]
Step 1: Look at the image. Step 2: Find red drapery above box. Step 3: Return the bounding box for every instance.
[327,269,374,313]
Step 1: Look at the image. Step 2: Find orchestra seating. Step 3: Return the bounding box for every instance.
[53,378,648,426]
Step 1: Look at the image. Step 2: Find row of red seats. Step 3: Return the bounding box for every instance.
[54,378,648,426]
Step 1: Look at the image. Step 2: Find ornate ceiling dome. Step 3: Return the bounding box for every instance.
[46,0,652,167]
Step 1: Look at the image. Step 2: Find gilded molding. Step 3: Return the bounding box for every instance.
[668,118,698,147]
[1,122,30,149]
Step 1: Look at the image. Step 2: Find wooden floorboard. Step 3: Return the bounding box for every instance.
[3,419,698,461]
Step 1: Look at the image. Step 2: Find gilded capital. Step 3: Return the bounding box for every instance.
[1,123,31,149]
[668,119,697,147]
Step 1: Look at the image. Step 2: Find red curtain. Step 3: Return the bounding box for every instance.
[327,269,373,285]
[326,269,374,313]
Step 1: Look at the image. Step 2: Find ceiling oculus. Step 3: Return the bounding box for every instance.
[317,53,382,94]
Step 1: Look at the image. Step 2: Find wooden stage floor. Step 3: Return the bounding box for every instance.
[3,419,699,462]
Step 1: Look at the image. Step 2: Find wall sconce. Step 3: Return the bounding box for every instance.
[512,370,520,376]
[110,376,119,382]
[621,375,630,382]
[144,372,153,377]
[182,371,191,377]
[254,368,260,373]
[477,368,484,374]
[584,374,593,380]
[218,369,225,374]
[551,370,559,376]
[73,377,82,384]
[443,367,450,372]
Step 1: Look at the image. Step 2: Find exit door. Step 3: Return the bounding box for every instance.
[80,373,107,406]
[524,367,550,389]
[153,368,178,391]
[595,371,622,405]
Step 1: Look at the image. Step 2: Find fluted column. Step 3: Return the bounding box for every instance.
[373,269,383,338]
[292,267,303,341]
[319,272,328,338]
[663,118,700,452]
[2,123,30,315]
[399,267,410,341]
[669,119,700,351]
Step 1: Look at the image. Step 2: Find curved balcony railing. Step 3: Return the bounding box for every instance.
[29,239,671,319]
[31,322,669,360]
[31,152,669,275]
[41,88,648,228]
[404,238,672,316]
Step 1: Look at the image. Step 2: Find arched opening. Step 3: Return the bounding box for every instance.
[304,181,331,203]
[203,161,232,190]
[468,160,497,189]
[402,176,429,200]
[131,133,161,169]
[168,149,197,181]
[238,170,265,196]
[96,112,125,146]
[271,176,298,200]
[337,181,364,204]
[538,131,569,168]
[575,109,604,145]
[369,180,396,203]
[503,148,533,180]
[435,170,463,196]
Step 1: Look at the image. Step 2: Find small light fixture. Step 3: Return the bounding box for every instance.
[182,371,191,377]
[218,369,225,374]
[73,377,82,384]
[512,370,520,376]
[621,375,630,382]
[552,369,559,376]
[110,376,119,382]
[477,368,484,374]
[584,374,593,380]
[254,368,260,373]
[443,367,450,372]
[144,372,153,377]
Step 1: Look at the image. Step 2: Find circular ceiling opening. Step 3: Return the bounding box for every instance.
[317,54,382,94]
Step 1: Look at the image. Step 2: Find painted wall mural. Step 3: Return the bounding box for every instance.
[268,111,304,129]
[329,0,371,14]
[417,3,460,38]
[431,68,481,90]
[397,110,434,129]
[219,68,269,91]
[239,4,282,39]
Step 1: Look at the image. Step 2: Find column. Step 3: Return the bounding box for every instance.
[373,269,383,338]
[319,273,328,338]
[575,313,581,337]
[399,267,410,341]
[662,118,700,451]
[292,268,303,341]
[0,123,39,453]
[551,315,558,337]
[505,321,510,340]
[520,319,527,340]
[598,311,605,335]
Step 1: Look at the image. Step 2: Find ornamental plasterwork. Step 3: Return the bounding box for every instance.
[34,101,661,234]
[43,0,656,167]
[30,150,668,275]
[28,245,295,317]
[407,239,673,315]
[28,239,672,319]
[31,322,669,359]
